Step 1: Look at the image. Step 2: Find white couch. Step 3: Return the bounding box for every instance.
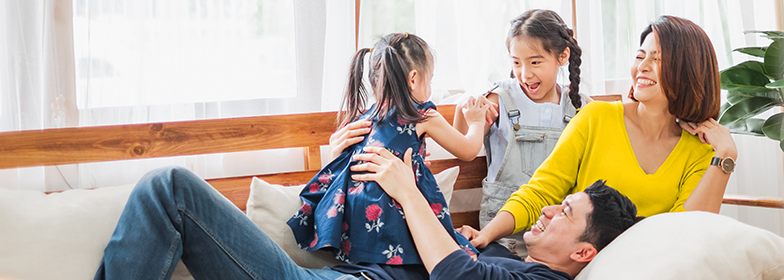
[2,172,784,280]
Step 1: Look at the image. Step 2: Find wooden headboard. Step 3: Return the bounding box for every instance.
[1,104,781,231]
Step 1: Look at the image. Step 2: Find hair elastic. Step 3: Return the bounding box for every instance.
[404,33,409,38]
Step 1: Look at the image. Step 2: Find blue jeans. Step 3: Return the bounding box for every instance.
[94,166,360,280]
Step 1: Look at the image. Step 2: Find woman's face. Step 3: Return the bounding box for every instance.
[630,33,666,104]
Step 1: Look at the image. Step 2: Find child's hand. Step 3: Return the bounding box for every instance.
[329,120,372,160]
[462,96,494,126]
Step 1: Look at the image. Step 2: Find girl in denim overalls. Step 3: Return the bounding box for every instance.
[453,10,588,253]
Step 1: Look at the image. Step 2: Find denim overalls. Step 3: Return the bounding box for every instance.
[478,82,578,257]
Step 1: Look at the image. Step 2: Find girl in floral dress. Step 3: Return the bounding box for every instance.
[287,33,493,265]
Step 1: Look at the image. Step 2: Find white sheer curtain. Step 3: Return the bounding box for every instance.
[0,0,337,191]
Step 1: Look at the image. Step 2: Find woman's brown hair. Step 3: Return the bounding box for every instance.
[629,16,721,123]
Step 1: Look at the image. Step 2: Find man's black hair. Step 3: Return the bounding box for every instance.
[580,180,643,252]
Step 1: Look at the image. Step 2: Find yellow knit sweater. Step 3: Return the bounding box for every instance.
[500,101,714,233]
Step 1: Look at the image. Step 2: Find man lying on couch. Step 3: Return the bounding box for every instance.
[94,146,641,280]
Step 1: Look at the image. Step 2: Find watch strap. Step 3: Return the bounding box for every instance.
[710,156,722,166]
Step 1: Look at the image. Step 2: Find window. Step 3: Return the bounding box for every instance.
[72,0,296,108]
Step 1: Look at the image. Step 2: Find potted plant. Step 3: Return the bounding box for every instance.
[718,31,784,152]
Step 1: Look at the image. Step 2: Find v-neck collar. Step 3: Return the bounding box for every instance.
[618,103,685,176]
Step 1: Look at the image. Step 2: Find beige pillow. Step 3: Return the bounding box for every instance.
[0,185,134,280]
[0,185,194,280]
[576,211,784,280]
[246,166,460,268]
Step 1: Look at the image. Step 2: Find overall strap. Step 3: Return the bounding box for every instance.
[486,85,521,131]
[562,89,577,124]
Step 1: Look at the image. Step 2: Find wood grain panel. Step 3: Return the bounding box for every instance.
[0,112,338,169]
[451,211,480,229]
[722,194,784,209]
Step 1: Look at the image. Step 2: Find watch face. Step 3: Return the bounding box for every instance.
[721,157,735,173]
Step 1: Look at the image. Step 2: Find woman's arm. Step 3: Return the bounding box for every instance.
[680,118,737,213]
[350,147,464,273]
[418,97,493,161]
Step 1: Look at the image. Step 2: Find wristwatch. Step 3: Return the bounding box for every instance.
[710,156,736,174]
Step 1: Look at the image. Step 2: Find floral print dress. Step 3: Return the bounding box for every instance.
[287,101,478,265]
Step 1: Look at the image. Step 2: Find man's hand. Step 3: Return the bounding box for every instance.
[350,147,418,202]
[456,225,491,249]
[329,120,372,161]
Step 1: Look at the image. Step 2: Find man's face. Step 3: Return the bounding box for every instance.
[524,192,593,261]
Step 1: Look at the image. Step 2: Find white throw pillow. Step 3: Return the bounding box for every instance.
[576,211,784,280]
[0,185,134,280]
[246,166,460,268]
[0,186,194,280]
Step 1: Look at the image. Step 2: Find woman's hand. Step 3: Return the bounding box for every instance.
[350,147,418,202]
[329,120,372,161]
[680,118,738,159]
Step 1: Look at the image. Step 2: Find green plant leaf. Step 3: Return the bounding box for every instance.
[727,90,784,104]
[721,67,774,92]
[780,139,784,153]
[744,30,784,39]
[762,113,784,141]
[764,39,784,78]
[767,79,784,89]
[734,47,766,57]
[718,97,778,126]
[726,118,765,135]
[735,60,766,72]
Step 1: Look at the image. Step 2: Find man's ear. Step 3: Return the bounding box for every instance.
[569,242,598,263]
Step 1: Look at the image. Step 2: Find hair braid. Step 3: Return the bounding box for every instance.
[562,28,583,109]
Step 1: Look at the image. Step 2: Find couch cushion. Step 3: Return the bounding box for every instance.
[576,211,784,280]
[0,185,135,280]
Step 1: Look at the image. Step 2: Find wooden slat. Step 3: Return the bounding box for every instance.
[722,194,784,209]
[451,211,480,229]
[0,112,338,169]
[303,145,322,171]
[208,170,320,211]
[590,94,623,102]
[429,157,486,191]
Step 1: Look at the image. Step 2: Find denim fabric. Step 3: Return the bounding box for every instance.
[94,166,360,280]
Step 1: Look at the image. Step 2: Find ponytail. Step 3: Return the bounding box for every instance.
[339,48,372,127]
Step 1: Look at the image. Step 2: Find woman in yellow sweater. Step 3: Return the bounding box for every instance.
[461,15,738,249]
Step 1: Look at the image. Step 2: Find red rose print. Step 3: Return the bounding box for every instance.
[301,203,312,215]
[366,204,383,221]
[386,255,403,265]
[349,184,364,194]
[327,207,337,218]
[430,203,442,215]
[341,240,351,254]
[343,222,349,231]
[318,174,332,183]
[310,234,318,248]
[334,192,345,204]
[308,183,319,193]
[392,199,402,209]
